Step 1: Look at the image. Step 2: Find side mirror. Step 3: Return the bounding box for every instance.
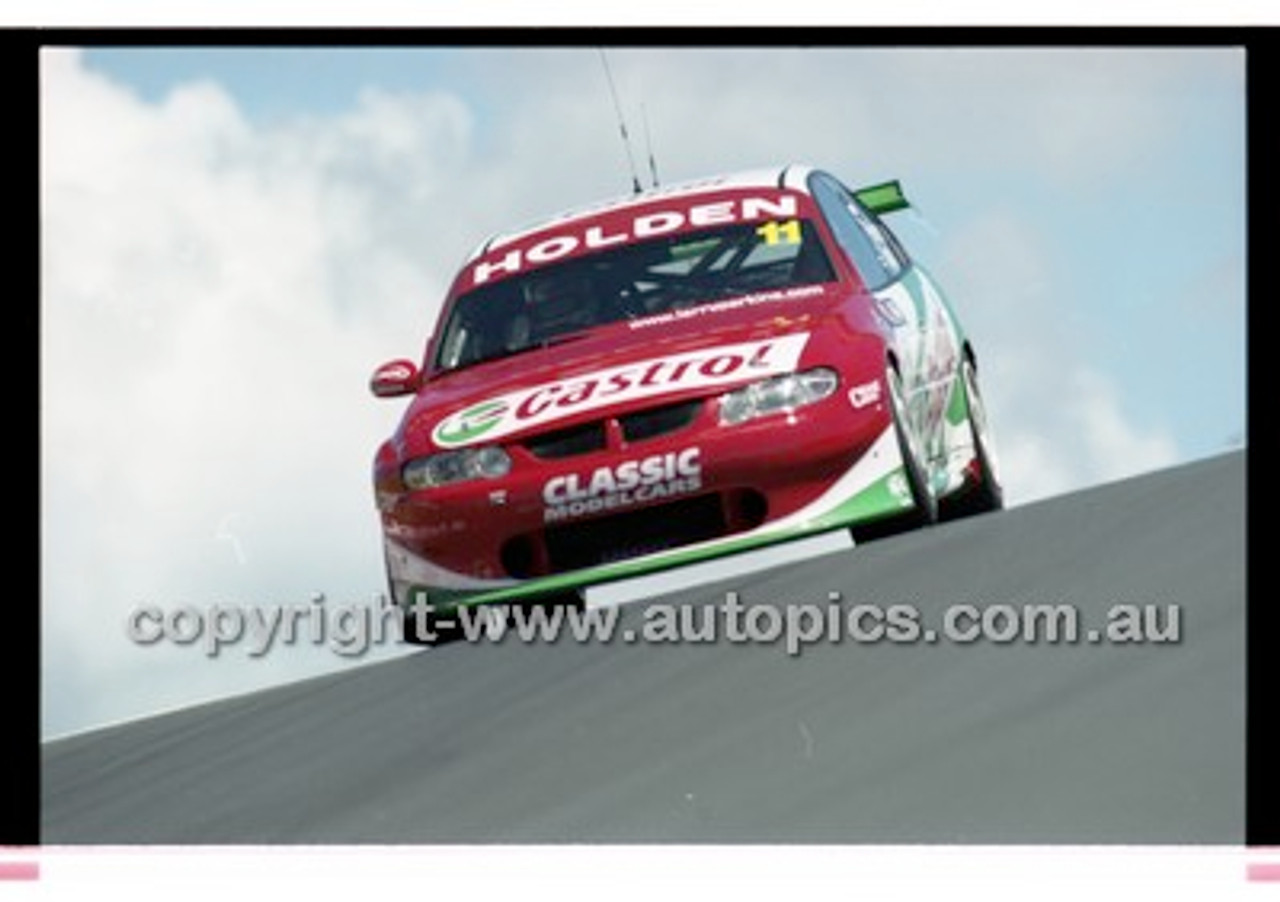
[370,358,421,398]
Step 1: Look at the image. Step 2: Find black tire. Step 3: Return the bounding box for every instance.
[401,604,465,647]
[401,591,584,647]
[853,365,938,542]
[509,591,586,645]
[889,364,939,528]
[943,356,1003,519]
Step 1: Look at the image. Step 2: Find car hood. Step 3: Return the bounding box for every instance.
[399,284,848,452]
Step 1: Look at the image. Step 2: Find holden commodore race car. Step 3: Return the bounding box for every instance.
[371,164,1002,636]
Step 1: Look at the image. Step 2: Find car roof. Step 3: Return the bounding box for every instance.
[466,163,820,261]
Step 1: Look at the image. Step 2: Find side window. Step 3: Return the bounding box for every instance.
[873,215,911,269]
[810,173,906,290]
[846,197,908,279]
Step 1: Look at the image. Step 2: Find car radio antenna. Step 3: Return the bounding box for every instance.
[598,48,643,196]
[641,101,659,189]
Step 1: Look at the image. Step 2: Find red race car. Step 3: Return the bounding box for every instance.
[371,164,1001,634]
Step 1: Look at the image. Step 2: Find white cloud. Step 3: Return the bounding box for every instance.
[40,49,473,735]
[1063,369,1180,480]
[988,360,1179,507]
[580,47,1215,192]
[935,207,1179,506]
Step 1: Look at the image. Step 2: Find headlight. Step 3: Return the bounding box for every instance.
[402,446,511,489]
[719,367,840,425]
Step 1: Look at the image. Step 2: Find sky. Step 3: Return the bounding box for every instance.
[39,42,1247,740]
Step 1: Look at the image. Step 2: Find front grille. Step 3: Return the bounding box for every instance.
[499,489,769,579]
[518,399,702,460]
[544,494,728,572]
[522,421,608,459]
[619,399,702,443]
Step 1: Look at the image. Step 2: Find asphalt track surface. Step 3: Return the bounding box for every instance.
[42,450,1245,844]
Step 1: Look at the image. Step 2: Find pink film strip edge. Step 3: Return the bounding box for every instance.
[0,860,39,880]
[1248,847,1280,882]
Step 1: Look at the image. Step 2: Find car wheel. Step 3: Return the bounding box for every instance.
[401,602,465,647]
[853,365,938,542]
[891,364,939,528]
[946,356,1003,518]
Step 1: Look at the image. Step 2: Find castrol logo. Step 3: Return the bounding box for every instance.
[432,333,809,448]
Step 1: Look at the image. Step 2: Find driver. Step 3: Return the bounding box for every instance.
[523,270,602,341]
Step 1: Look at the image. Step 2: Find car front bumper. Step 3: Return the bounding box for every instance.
[379,384,921,611]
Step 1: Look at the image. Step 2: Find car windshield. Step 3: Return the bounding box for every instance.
[433,218,836,373]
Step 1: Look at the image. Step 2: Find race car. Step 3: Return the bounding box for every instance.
[371,164,1002,636]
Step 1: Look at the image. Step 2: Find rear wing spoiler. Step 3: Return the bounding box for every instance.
[853,180,909,215]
